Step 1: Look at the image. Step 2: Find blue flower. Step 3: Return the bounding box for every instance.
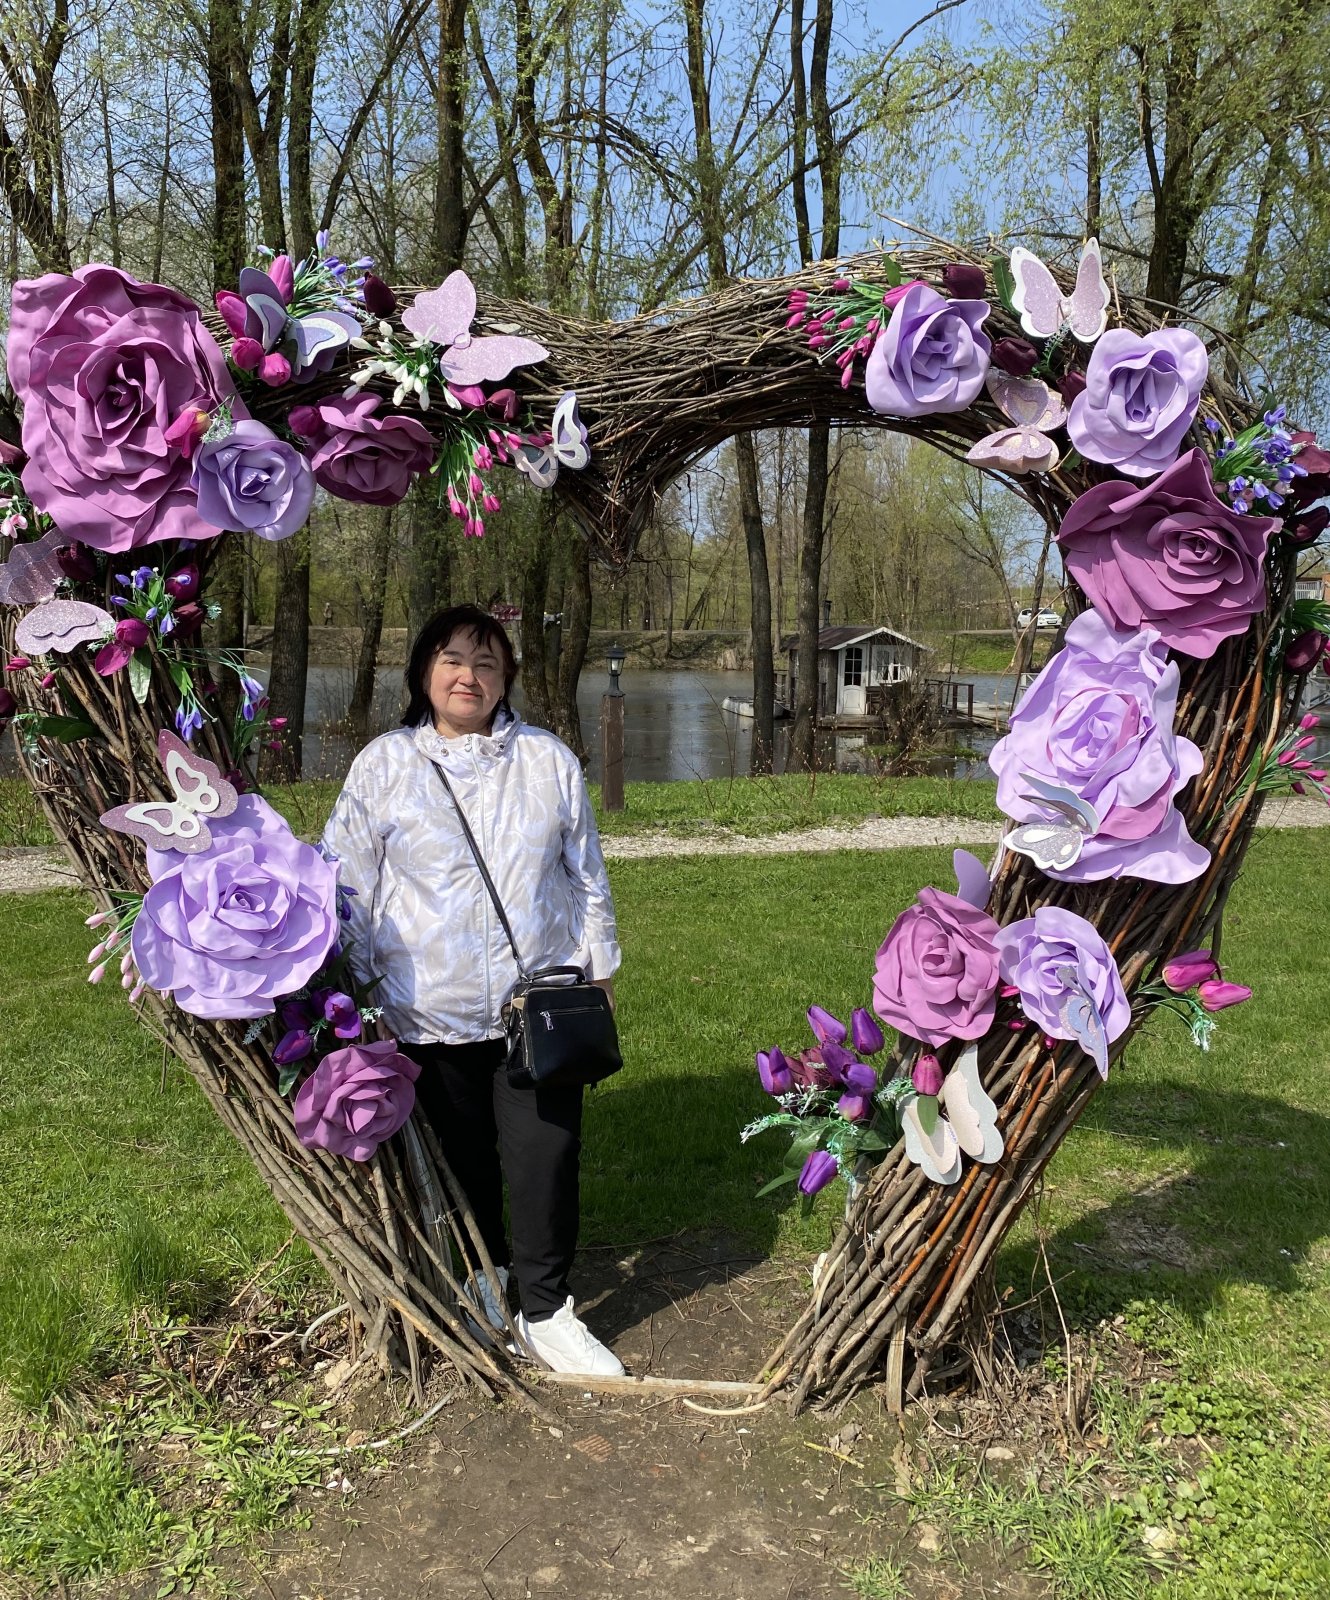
[175,704,205,742]
[131,565,155,589]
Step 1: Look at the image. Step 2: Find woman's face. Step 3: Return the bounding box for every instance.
[426,629,506,737]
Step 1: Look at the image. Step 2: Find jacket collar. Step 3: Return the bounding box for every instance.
[411,706,520,768]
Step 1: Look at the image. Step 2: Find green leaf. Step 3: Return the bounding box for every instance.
[882,255,902,287]
[755,1169,801,1198]
[166,658,193,696]
[915,1094,940,1136]
[1060,448,1082,474]
[989,254,1017,316]
[128,650,152,705]
[31,714,99,743]
[277,1064,301,1098]
[783,1128,824,1169]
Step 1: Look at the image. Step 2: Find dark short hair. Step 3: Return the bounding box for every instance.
[402,604,519,728]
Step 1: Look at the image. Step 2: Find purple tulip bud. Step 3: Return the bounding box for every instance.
[807,1005,847,1045]
[273,1027,314,1065]
[1284,630,1327,674]
[850,1007,885,1056]
[114,617,150,649]
[1058,369,1087,405]
[0,687,16,725]
[940,262,987,299]
[1197,980,1252,1013]
[1162,950,1219,992]
[87,962,107,985]
[990,336,1040,377]
[360,273,397,317]
[165,564,200,601]
[912,1053,944,1096]
[56,542,97,583]
[1287,505,1329,547]
[837,1093,872,1122]
[797,1149,839,1196]
[757,1046,794,1096]
[171,602,205,638]
[820,1041,857,1085]
[322,990,362,1039]
[842,1059,878,1096]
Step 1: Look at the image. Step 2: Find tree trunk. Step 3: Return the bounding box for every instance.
[348,507,395,744]
[735,435,775,772]
[407,484,452,641]
[554,526,592,761]
[432,0,469,273]
[787,423,830,769]
[262,531,312,778]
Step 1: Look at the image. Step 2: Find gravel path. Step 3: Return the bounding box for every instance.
[3,794,1326,895]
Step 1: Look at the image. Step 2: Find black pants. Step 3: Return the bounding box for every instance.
[402,1039,583,1320]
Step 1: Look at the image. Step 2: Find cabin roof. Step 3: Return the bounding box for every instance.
[780,624,930,654]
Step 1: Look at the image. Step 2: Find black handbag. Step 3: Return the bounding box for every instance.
[429,760,623,1090]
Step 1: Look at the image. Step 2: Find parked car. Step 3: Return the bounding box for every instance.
[1016,607,1062,630]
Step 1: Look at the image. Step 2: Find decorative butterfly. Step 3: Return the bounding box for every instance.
[1009,237,1110,345]
[0,531,66,607]
[236,266,360,379]
[941,1045,1004,1163]
[101,729,238,854]
[14,598,114,656]
[402,271,549,386]
[512,392,591,489]
[1005,772,1100,874]
[966,373,1067,475]
[1054,963,1110,1080]
[901,1093,962,1186]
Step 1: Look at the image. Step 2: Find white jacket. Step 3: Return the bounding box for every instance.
[320,712,621,1045]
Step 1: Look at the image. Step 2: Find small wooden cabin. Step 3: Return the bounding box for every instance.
[777,624,927,721]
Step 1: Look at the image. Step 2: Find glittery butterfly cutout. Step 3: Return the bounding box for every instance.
[1009,237,1110,344]
[402,271,549,386]
[101,729,238,854]
[0,531,66,606]
[966,373,1068,474]
[513,392,591,488]
[901,1093,962,1186]
[14,598,113,655]
[1005,772,1100,874]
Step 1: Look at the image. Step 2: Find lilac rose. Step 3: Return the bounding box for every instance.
[1057,448,1279,659]
[989,609,1209,883]
[872,887,1001,1048]
[293,1040,420,1162]
[291,395,435,506]
[1067,327,1208,478]
[863,281,991,418]
[131,794,340,1019]
[995,907,1131,1046]
[7,265,244,552]
[193,419,315,541]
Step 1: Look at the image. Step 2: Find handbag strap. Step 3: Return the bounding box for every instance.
[427,758,531,982]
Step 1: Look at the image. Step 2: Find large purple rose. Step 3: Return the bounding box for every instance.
[7,266,243,552]
[1066,327,1208,478]
[131,794,339,1019]
[291,395,434,506]
[1058,448,1278,659]
[193,420,315,541]
[995,907,1131,1045]
[872,887,1001,1048]
[863,282,991,418]
[293,1040,420,1162]
[989,609,1209,883]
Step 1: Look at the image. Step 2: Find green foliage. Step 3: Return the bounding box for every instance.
[0,1264,98,1413]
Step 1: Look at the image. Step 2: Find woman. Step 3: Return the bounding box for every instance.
[322,604,624,1376]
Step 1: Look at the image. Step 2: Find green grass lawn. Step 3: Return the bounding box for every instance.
[2,830,1329,1595]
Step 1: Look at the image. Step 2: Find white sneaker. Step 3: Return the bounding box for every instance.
[462,1265,509,1338]
[515,1296,626,1377]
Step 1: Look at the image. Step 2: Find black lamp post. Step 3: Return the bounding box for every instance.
[601,642,627,810]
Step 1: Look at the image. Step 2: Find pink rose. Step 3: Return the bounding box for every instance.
[7,265,244,552]
[872,887,1001,1048]
[293,1040,421,1162]
[295,395,435,506]
[1057,448,1279,659]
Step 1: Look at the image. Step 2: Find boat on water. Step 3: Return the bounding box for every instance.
[721,696,790,719]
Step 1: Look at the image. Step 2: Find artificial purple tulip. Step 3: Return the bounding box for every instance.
[1197,980,1253,1013]
[56,543,97,583]
[797,1149,839,1196]
[0,687,16,726]
[1284,630,1327,674]
[841,1059,878,1096]
[360,274,397,317]
[1058,369,1087,405]
[837,1092,873,1122]
[273,1028,314,1065]
[1287,505,1329,547]
[807,1005,847,1045]
[757,1046,794,1096]
[940,262,987,299]
[851,1007,885,1056]
[1162,950,1219,992]
[912,1052,944,1097]
[990,336,1040,377]
[165,564,201,601]
[115,617,150,649]
[820,1041,857,1084]
[171,602,205,638]
[322,990,363,1039]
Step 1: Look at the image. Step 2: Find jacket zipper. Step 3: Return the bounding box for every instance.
[470,740,493,1029]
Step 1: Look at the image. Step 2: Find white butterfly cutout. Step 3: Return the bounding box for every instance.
[513,392,591,489]
[101,729,238,854]
[901,1043,1004,1185]
[1004,772,1100,874]
[402,271,549,386]
[967,373,1067,475]
[1009,237,1110,344]
[1054,963,1111,1080]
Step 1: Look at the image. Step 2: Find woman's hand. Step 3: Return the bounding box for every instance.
[592,977,616,1012]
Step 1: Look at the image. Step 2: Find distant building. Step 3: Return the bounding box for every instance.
[777,624,928,720]
[1293,573,1329,604]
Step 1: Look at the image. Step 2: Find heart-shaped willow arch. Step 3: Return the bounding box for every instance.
[5,243,1299,1413]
